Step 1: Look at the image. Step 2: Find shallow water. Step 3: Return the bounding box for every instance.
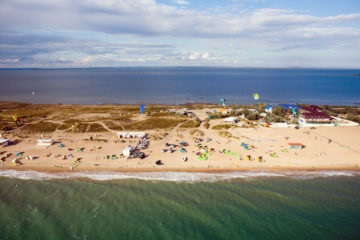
[1,172,359,239]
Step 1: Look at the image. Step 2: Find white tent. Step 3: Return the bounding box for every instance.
[37,139,54,146]
[224,117,239,123]
[0,139,10,147]
[122,146,133,157]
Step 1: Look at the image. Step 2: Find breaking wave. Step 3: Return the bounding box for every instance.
[0,170,359,182]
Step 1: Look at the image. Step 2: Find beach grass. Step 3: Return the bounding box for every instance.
[88,123,108,132]
[179,120,201,128]
[20,121,60,133]
[212,124,234,130]
[124,117,185,130]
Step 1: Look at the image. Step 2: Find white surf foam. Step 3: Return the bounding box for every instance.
[0,170,359,182]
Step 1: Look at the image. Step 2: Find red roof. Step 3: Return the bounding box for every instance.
[299,105,330,119]
[288,142,304,146]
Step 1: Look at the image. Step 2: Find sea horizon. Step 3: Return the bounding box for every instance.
[1,67,359,106]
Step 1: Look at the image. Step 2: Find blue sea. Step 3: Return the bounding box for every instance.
[0,170,360,240]
[0,67,359,105]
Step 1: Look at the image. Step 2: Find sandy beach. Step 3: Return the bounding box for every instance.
[1,104,359,173]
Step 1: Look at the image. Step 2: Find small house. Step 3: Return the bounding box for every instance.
[36,139,54,146]
[0,139,10,147]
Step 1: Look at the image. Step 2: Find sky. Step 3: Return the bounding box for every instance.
[0,0,359,68]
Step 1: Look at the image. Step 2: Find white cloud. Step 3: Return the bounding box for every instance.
[172,0,189,5]
[183,52,214,61]
[0,0,360,67]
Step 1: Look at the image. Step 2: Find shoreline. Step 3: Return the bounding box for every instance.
[1,102,359,177]
[1,168,359,182]
[3,165,360,174]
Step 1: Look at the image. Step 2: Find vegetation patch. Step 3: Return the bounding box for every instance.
[179,120,201,128]
[189,129,204,137]
[212,124,233,130]
[72,123,89,133]
[57,123,73,131]
[151,112,175,117]
[88,123,108,132]
[218,131,234,138]
[104,121,124,131]
[0,102,31,109]
[203,120,210,129]
[124,118,184,130]
[21,121,59,133]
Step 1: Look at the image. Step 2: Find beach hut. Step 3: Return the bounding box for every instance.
[36,139,54,146]
[0,139,10,147]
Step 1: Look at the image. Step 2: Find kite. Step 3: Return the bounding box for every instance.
[253,93,259,100]
[12,116,21,127]
[219,97,226,106]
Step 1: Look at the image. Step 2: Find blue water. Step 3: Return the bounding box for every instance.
[0,67,359,105]
[0,172,360,240]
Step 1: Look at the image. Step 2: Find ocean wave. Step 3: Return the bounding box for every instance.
[0,170,359,182]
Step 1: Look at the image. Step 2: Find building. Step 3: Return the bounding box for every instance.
[0,139,10,147]
[117,132,146,138]
[36,139,54,146]
[299,105,331,124]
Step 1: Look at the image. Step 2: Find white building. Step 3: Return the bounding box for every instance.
[0,139,10,147]
[36,139,54,146]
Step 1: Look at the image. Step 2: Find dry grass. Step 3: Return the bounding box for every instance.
[150,112,175,117]
[218,131,232,138]
[189,129,204,137]
[71,123,90,133]
[212,124,233,130]
[124,117,185,130]
[0,102,30,109]
[57,123,73,131]
[21,121,60,133]
[179,120,201,128]
[218,131,239,139]
[104,121,124,131]
[88,123,108,132]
